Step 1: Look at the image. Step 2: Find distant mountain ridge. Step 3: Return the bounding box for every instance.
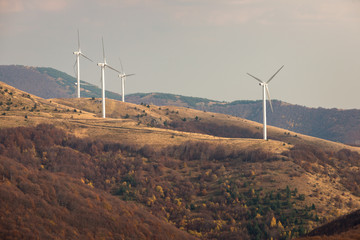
[0,65,123,100]
[1,64,359,146]
[126,94,360,146]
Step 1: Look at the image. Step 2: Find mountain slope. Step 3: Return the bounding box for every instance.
[0,126,196,240]
[0,65,73,99]
[0,65,123,100]
[1,80,360,239]
[298,209,360,239]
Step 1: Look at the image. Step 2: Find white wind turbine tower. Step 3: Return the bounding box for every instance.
[73,30,93,98]
[97,38,121,118]
[247,65,284,140]
[118,58,135,102]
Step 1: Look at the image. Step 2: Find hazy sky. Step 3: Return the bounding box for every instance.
[1,0,360,109]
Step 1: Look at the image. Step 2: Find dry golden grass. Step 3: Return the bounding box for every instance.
[2,79,359,160]
[50,97,291,153]
[51,96,360,154]
[2,80,359,154]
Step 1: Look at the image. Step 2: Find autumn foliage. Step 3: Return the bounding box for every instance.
[0,124,359,239]
[0,124,196,240]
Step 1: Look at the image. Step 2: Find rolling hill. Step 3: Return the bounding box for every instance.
[1,80,360,239]
[0,65,123,100]
[1,65,359,146]
[126,93,360,146]
[0,82,196,240]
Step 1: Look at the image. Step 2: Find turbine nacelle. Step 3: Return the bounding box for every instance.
[118,73,135,78]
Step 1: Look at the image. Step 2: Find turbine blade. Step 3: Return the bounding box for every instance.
[247,73,264,83]
[265,85,274,112]
[80,53,93,62]
[118,58,124,73]
[124,73,135,77]
[102,37,106,62]
[267,65,284,83]
[73,59,77,76]
[105,64,122,74]
[77,29,80,51]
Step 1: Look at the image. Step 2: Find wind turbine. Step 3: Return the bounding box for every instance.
[73,29,93,98]
[247,65,284,140]
[118,58,135,102]
[97,38,121,118]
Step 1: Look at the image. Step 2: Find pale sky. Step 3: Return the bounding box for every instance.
[1,0,360,109]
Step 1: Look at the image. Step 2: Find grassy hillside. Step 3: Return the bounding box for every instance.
[1,81,360,239]
[127,93,360,146]
[1,65,360,146]
[127,92,218,108]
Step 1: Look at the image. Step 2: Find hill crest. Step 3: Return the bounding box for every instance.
[1,65,359,146]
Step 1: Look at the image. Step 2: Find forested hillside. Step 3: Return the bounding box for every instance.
[0,125,328,239]
[0,125,196,240]
[1,124,360,239]
[1,80,360,239]
[298,209,360,239]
